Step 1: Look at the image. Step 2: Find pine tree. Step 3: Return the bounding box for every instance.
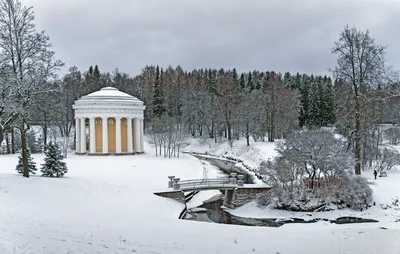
[16,149,37,174]
[324,77,336,124]
[298,74,311,127]
[247,71,254,92]
[309,75,321,127]
[41,142,68,177]
[93,65,101,88]
[152,65,166,117]
[283,72,292,87]
[239,73,246,91]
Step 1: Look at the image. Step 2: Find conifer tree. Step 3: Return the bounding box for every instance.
[298,75,311,127]
[293,72,301,89]
[41,142,68,177]
[16,149,37,174]
[283,72,292,87]
[323,77,336,124]
[93,65,101,88]
[309,75,321,127]
[239,73,246,91]
[152,65,166,117]
[247,71,254,92]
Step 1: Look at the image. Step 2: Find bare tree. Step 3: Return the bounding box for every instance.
[332,25,387,175]
[0,0,63,177]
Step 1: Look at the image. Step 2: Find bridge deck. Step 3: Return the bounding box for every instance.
[178,178,237,191]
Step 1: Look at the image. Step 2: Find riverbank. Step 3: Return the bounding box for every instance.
[228,168,400,229]
[184,137,278,172]
[184,138,400,230]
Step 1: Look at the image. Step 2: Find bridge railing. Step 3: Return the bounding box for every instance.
[179,178,232,190]
[167,174,246,191]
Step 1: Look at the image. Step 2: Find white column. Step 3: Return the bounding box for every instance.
[116,117,122,153]
[102,117,108,153]
[134,118,140,153]
[75,118,80,153]
[89,117,96,154]
[80,117,86,153]
[127,117,133,153]
[140,118,144,153]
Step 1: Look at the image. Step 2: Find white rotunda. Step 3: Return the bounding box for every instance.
[72,87,146,155]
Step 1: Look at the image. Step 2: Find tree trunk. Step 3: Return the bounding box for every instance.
[0,131,3,150]
[210,121,214,139]
[6,132,10,154]
[20,126,29,178]
[43,123,48,151]
[246,121,250,146]
[63,136,68,158]
[11,127,15,154]
[354,89,362,175]
[73,126,76,151]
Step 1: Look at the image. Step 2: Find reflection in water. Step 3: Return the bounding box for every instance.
[186,197,283,227]
[185,196,379,227]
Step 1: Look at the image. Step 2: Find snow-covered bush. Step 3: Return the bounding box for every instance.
[257,175,373,211]
[257,130,372,211]
[262,129,354,185]
[331,175,373,210]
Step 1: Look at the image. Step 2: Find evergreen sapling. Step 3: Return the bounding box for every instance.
[15,149,37,174]
[41,142,68,177]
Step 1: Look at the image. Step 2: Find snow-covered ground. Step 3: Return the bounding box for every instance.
[184,137,278,170]
[231,168,400,228]
[1,141,400,253]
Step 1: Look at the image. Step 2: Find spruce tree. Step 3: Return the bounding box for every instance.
[152,65,166,117]
[283,72,292,87]
[41,142,68,177]
[324,77,336,124]
[254,71,262,90]
[93,65,101,88]
[309,75,321,127]
[239,73,246,91]
[15,149,37,174]
[247,71,254,92]
[298,74,311,127]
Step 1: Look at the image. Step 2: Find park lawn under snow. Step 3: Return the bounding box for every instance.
[1,141,400,253]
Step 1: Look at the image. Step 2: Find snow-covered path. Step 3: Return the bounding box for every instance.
[1,148,400,253]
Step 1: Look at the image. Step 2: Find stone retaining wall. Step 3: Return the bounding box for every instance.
[154,191,185,203]
[233,187,272,207]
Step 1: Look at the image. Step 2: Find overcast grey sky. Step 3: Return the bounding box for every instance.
[23,0,400,77]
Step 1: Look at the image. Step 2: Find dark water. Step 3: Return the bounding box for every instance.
[184,197,379,227]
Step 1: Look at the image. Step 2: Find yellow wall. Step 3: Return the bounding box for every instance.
[121,118,128,152]
[95,117,103,152]
[108,117,116,153]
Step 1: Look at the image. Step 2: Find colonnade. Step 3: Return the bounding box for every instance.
[75,116,144,154]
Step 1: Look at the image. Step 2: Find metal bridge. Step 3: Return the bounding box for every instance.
[177,178,238,191]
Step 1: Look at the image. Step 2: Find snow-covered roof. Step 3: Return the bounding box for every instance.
[72,87,146,119]
[86,87,133,98]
